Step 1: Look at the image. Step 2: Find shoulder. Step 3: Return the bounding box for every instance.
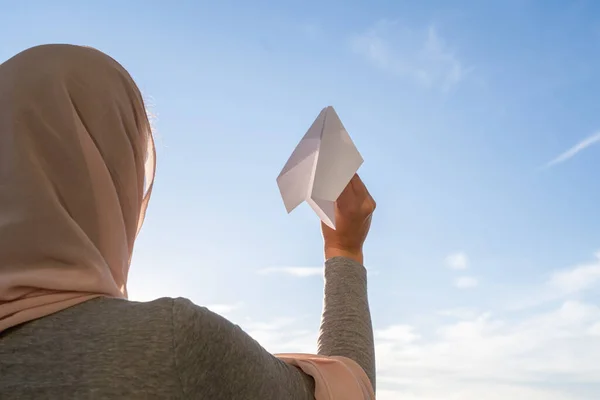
[86,297,229,341]
[168,298,315,399]
[94,296,177,327]
[170,297,232,334]
[169,297,243,356]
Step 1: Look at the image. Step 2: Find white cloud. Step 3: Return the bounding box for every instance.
[445,251,469,270]
[351,21,470,90]
[257,266,323,277]
[588,322,600,336]
[242,317,317,354]
[376,324,420,343]
[543,131,600,169]
[375,383,581,400]
[375,301,600,397]
[454,276,478,289]
[438,307,480,319]
[548,254,600,294]
[505,251,600,311]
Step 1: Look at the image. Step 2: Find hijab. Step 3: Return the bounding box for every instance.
[0,44,155,332]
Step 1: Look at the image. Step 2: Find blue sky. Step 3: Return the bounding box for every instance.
[3,0,600,398]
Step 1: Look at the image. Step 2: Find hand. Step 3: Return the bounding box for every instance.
[322,174,376,264]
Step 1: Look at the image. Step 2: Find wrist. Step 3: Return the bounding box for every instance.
[324,247,364,264]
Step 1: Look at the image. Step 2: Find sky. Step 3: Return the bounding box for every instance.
[2,0,600,398]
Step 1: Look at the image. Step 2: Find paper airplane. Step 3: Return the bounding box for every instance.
[277,106,363,229]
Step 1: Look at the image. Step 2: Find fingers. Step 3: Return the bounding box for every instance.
[352,174,367,197]
[336,174,376,213]
[336,174,357,210]
[353,174,376,206]
[354,174,376,213]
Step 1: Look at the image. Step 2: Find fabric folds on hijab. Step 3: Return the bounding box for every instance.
[0,44,155,332]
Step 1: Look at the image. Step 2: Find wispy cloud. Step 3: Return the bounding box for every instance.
[505,251,600,311]
[454,276,479,289]
[351,21,471,90]
[242,317,317,354]
[376,324,420,342]
[438,307,481,319]
[445,251,469,270]
[548,252,600,294]
[257,267,323,277]
[543,131,600,169]
[375,299,600,399]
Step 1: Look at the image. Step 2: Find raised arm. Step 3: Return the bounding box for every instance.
[318,257,375,390]
[317,174,377,390]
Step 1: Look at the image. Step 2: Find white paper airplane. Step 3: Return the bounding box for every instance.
[277,106,363,229]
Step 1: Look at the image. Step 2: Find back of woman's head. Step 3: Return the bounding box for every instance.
[0,44,155,332]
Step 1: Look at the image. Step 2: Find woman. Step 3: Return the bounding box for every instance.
[0,44,376,399]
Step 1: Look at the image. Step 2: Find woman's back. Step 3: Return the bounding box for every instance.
[1,296,317,399]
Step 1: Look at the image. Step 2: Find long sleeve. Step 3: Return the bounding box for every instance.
[317,256,376,390]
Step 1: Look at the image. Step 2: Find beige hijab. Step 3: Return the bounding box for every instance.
[0,44,155,332]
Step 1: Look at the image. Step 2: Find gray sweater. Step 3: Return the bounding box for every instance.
[0,257,374,399]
